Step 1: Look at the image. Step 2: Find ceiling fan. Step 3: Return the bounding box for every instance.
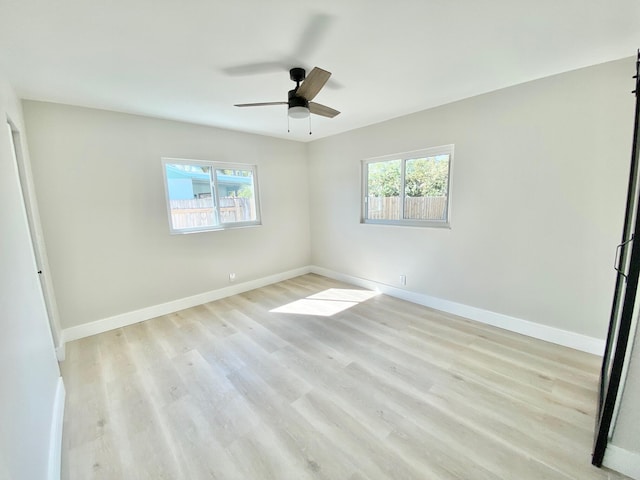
[234,67,340,119]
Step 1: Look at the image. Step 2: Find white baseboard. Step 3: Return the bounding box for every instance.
[603,444,640,479]
[62,266,311,343]
[48,377,65,480]
[60,264,605,355]
[310,266,605,355]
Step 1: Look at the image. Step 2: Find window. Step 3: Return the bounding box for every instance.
[362,145,453,227]
[162,158,261,233]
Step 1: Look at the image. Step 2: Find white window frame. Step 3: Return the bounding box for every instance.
[162,157,261,234]
[361,144,453,228]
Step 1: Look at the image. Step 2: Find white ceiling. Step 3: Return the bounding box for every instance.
[1,0,639,142]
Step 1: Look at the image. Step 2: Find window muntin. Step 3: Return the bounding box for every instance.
[162,158,261,233]
[363,145,452,227]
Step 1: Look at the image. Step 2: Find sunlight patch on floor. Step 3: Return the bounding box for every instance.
[270,288,379,316]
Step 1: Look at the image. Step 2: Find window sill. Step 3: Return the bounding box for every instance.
[361,219,450,229]
[169,222,262,235]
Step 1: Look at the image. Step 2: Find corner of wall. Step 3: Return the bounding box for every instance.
[55,343,65,362]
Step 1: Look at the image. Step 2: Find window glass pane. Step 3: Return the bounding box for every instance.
[404,154,449,220]
[366,159,401,220]
[215,168,257,223]
[165,163,216,230]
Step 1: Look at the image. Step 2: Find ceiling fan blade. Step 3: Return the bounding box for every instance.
[293,14,334,60]
[234,102,288,107]
[309,102,340,118]
[222,61,288,77]
[297,67,331,101]
[222,14,333,78]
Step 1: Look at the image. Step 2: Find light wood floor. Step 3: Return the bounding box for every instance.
[61,274,629,479]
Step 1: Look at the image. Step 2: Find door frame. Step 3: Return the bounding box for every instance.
[6,118,64,360]
[592,51,640,467]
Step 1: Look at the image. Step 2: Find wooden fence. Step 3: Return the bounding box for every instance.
[170,197,254,228]
[367,196,447,220]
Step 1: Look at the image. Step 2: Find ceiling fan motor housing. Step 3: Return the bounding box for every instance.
[288,89,309,109]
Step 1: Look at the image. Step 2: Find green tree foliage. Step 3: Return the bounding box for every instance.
[367,160,401,197]
[237,185,253,198]
[368,156,449,197]
[405,156,449,197]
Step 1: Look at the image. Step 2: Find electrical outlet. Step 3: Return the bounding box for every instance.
[229,273,236,283]
[400,274,406,286]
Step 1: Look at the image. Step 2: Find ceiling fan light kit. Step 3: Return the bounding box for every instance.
[288,106,310,119]
[234,66,340,132]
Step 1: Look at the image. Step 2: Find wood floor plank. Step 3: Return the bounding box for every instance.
[227,425,315,480]
[291,389,426,480]
[341,361,585,480]
[61,274,628,480]
[225,360,366,479]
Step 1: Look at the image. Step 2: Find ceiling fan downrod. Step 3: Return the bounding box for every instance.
[290,67,306,88]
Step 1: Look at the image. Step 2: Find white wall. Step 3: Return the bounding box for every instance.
[21,58,635,342]
[605,323,640,478]
[307,57,634,340]
[22,102,310,329]
[0,77,61,479]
